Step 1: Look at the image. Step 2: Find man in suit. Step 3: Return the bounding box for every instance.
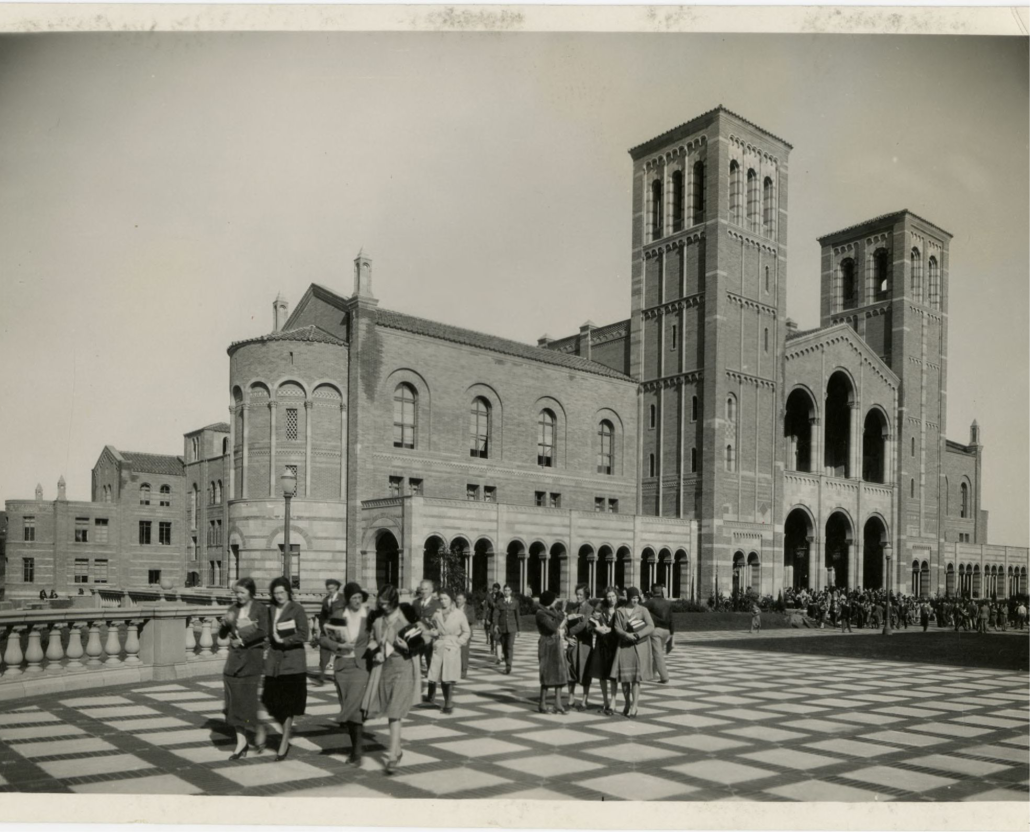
[412,580,442,679]
[492,584,520,674]
[645,584,673,683]
[317,578,343,685]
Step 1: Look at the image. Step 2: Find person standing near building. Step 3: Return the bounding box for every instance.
[749,600,762,634]
[535,590,570,714]
[319,582,370,767]
[424,589,471,713]
[644,584,673,682]
[1016,601,1027,630]
[492,584,520,674]
[455,591,476,679]
[566,584,597,709]
[481,583,501,662]
[317,578,343,686]
[610,587,654,718]
[220,577,269,760]
[839,595,852,633]
[412,580,441,677]
[262,576,310,761]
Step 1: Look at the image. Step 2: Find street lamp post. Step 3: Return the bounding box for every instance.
[882,541,893,636]
[281,467,297,588]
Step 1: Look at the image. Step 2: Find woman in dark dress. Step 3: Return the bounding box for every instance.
[220,577,269,759]
[536,590,570,714]
[610,586,654,718]
[262,576,310,761]
[566,584,597,711]
[319,581,371,766]
[590,586,619,715]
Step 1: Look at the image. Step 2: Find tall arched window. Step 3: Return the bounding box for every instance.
[393,384,417,449]
[215,480,223,504]
[469,397,491,459]
[928,256,940,309]
[597,420,614,475]
[649,404,656,429]
[537,409,556,468]
[764,265,770,293]
[746,169,759,232]
[726,394,737,423]
[729,161,742,225]
[911,478,915,498]
[648,453,656,477]
[159,484,171,507]
[726,444,736,473]
[960,481,969,518]
[139,484,151,506]
[910,247,923,303]
[841,258,857,310]
[209,482,215,505]
[190,485,198,530]
[222,437,228,454]
[692,160,705,224]
[651,179,664,240]
[690,447,697,473]
[691,395,698,422]
[671,170,684,231]
[764,328,769,353]
[874,248,890,300]
[762,176,774,236]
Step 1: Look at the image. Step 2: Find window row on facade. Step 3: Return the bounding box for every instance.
[834,248,940,313]
[647,162,706,242]
[948,562,1027,598]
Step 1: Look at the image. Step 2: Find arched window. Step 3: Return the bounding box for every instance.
[469,397,491,459]
[209,482,215,505]
[159,484,171,507]
[393,383,417,449]
[671,170,684,231]
[746,169,759,231]
[874,248,890,300]
[649,404,656,429]
[190,485,198,530]
[690,447,697,473]
[841,258,857,310]
[692,160,705,224]
[726,444,736,473]
[911,247,923,303]
[910,478,915,498]
[764,327,769,353]
[726,394,737,423]
[215,480,223,504]
[597,420,614,475]
[190,437,199,461]
[928,256,940,309]
[537,409,556,468]
[762,176,775,236]
[764,265,770,293]
[651,179,664,240]
[911,436,916,457]
[648,453,656,477]
[960,481,969,518]
[139,484,151,506]
[691,395,698,422]
[222,437,228,455]
[729,161,742,225]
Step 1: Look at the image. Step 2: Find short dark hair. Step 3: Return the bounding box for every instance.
[325,578,341,589]
[378,584,400,611]
[575,583,589,596]
[233,577,257,598]
[492,583,501,591]
[269,576,293,600]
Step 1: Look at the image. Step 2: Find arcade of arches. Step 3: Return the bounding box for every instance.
[783,507,890,592]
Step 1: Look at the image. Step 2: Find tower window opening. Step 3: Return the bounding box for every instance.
[911,247,923,303]
[729,161,742,225]
[671,170,684,231]
[928,256,940,309]
[840,259,857,310]
[651,179,664,241]
[746,169,759,232]
[692,160,705,224]
[762,176,774,236]
[874,248,890,300]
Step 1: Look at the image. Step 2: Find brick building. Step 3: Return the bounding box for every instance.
[4,105,1026,600]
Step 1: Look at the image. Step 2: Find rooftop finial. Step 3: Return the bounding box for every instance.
[354,249,374,299]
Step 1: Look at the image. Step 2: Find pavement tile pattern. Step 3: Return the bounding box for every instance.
[0,632,1026,801]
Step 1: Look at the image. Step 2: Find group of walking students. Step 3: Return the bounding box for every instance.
[220,575,675,775]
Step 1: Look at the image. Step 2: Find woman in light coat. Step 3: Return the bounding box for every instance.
[610,586,654,718]
[425,588,471,714]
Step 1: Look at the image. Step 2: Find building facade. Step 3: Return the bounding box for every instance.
[3,106,1026,600]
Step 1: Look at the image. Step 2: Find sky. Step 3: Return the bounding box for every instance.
[0,33,1026,544]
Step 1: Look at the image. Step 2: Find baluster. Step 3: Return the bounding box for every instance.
[65,623,85,671]
[123,620,141,665]
[3,625,24,677]
[24,626,45,674]
[85,621,104,668]
[198,618,214,657]
[104,621,124,666]
[44,623,65,674]
[215,618,230,658]
[185,617,198,660]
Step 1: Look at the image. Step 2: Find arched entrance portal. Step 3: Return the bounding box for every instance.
[548,543,565,595]
[862,409,888,483]
[732,551,746,595]
[472,538,492,593]
[863,516,887,589]
[375,530,400,590]
[825,371,854,477]
[784,388,816,472]
[784,508,813,589]
[825,512,852,589]
[422,535,446,589]
[527,542,546,597]
[505,541,523,592]
[615,546,630,589]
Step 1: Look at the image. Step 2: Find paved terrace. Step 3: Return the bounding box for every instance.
[0,629,1026,801]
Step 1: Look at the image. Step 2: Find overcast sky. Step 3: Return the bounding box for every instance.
[0,33,1026,544]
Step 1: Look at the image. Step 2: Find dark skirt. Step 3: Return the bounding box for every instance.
[538,635,570,687]
[583,639,611,681]
[568,639,595,684]
[224,675,261,729]
[334,663,370,724]
[262,673,308,724]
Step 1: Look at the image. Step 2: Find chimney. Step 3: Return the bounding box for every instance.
[273,292,289,333]
[785,318,798,334]
[537,334,552,348]
[35,483,43,501]
[354,249,374,299]
[57,476,67,502]
[970,419,981,448]
[578,321,596,360]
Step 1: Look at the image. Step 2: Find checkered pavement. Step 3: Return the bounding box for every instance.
[0,631,1025,801]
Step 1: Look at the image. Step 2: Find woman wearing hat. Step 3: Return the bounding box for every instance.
[366,584,423,774]
[535,590,570,714]
[262,576,310,760]
[424,588,471,714]
[610,586,654,718]
[319,581,371,766]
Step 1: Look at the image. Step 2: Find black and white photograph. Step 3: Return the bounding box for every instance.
[0,7,1026,826]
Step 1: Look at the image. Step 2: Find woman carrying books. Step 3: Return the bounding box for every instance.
[610,586,655,718]
[220,577,270,760]
[566,584,598,711]
[424,588,472,713]
[588,586,619,715]
[535,590,570,714]
[319,581,371,767]
[365,584,423,774]
[262,576,310,761]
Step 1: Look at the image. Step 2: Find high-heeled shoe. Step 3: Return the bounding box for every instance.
[253,740,267,754]
[275,745,291,762]
[229,745,248,761]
